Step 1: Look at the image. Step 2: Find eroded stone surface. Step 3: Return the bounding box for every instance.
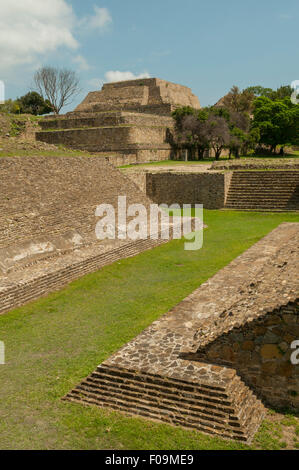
[65,225,299,441]
[75,78,201,115]
[36,78,201,164]
[0,156,203,315]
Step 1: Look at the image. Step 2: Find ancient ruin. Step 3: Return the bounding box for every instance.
[124,165,299,211]
[0,156,198,315]
[36,78,200,165]
[2,78,298,444]
[65,223,299,443]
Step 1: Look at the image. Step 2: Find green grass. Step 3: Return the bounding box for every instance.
[0,210,298,450]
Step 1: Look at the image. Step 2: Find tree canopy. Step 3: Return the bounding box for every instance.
[252,96,299,152]
[17,92,52,116]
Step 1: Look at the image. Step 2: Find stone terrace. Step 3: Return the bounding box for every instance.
[65,224,299,442]
[0,156,200,315]
[36,78,201,165]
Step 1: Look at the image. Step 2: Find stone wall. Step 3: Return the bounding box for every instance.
[103,150,171,167]
[177,223,299,411]
[192,301,299,410]
[39,112,174,131]
[0,236,175,316]
[125,171,232,209]
[36,110,174,161]
[36,125,171,153]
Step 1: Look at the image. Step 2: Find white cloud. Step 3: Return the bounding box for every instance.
[0,1,113,77]
[73,55,90,71]
[80,6,112,31]
[104,71,151,83]
[0,0,78,73]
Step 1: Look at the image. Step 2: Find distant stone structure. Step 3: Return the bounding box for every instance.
[75,78,201,115]
[65,223,299,443]
[36,78,201,165]
[124,166,299,211]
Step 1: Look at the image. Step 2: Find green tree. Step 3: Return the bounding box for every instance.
[252,96,299,153]
[0,99,20,114]
[17,92,52,115]
[245,85,293,101]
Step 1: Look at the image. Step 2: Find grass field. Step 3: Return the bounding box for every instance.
[0,210,299,450]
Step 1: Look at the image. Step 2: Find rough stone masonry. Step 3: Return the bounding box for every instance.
[36,78,200,165]
[65,223,299,443]
[0,156,200,315]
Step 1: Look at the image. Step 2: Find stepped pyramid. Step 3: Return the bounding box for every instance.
[36,78,201,164]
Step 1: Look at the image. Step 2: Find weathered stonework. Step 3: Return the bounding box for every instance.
[65,224,299,441]
[124,167,299,211]
[36,78,201,164]
[75,78,201,115]
[225,171,299,211]
[189,302,299,409]
[0,156,200,315]
[211,159,299,171]
[124,168,233,209]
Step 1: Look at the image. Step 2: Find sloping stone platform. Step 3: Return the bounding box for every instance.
[65,225,299,442]
[0,156,200,315]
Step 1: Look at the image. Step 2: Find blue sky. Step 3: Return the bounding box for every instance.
[1,0,298,111]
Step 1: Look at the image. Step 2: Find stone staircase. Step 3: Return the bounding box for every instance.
[225,170,299,211]
[65,363,265,443]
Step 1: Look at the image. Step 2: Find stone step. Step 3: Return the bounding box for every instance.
[64,363,266,443]
[75,382,239,431]
[86,372,234,413]
[225,170,299,210]
[65,392,246,441]
[229,185,298,189]
[225,202,296,207]
[228,184,298,189]
[225,205,295,210]
[226,195,296,200]
[66,383,249,439]
[226,201,295,206]
[228,193,298,197]
[95,366,230,400]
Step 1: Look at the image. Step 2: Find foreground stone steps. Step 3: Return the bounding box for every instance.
[64,365,266,443]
